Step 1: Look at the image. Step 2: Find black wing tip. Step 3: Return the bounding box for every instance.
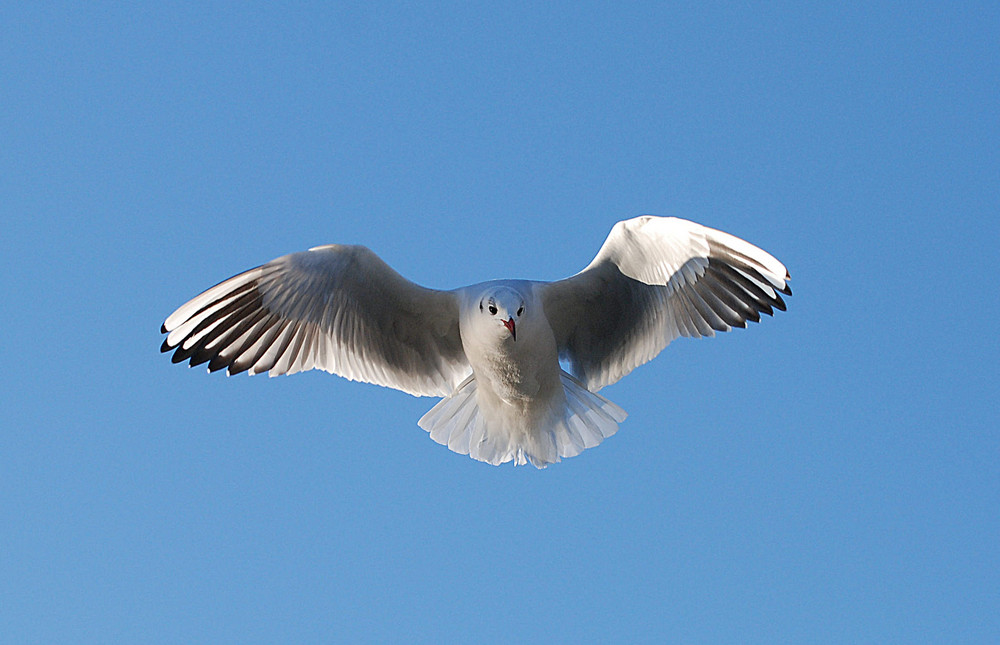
[160,322,168,334]
[165,347,242,375]
[226,363,251,377]
[207,353,234,373]
[777,268,792,295]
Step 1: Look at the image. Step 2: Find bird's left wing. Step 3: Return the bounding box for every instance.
[540,216,791,392]
[161,245,468,397]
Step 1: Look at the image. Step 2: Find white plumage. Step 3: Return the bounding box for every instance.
[161,215,791,468]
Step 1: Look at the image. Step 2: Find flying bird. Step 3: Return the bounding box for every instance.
[161,216,790,467]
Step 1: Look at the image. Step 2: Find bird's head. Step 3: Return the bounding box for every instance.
[478,287,525,342]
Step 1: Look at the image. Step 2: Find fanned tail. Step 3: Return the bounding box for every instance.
[553,372,627,461]
[418,374,482,457]
[418,371,627,468]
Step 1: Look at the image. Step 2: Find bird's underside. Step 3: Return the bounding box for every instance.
[161,215,791,468]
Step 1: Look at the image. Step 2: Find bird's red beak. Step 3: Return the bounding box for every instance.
[503,317,516,341]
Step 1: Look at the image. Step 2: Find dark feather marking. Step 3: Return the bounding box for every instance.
[205,307,272,372]
[227,315,283,375]
[169,287,262,354]
[694,278,743,328]
[178,279,258,328]
[169,292,264,364]
[247,318,296,375]
[713,263,778,315]
[709,240,790,293]
[703,267,761,323]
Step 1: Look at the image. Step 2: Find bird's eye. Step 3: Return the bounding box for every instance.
[488,305,497,315]
[517,306,524,316]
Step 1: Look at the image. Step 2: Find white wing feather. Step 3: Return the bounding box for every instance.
[161,245,469,397]
[541,216,791,391]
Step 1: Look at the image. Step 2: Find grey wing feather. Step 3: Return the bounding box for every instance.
[541,216,791,392]
[161,244,468,397]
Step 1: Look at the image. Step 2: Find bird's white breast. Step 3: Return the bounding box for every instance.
[458,284,560,408]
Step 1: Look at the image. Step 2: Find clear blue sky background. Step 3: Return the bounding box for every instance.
[2,2,997,643]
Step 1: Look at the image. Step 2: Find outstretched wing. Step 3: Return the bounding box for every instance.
[541,216,791,391]
[161,244,468,397]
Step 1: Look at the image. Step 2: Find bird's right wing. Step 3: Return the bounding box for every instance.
[161,245,469,397]
[540,216,791,392]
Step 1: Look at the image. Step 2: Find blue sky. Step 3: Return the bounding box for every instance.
[2,2,997,642]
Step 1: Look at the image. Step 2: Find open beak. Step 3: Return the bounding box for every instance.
[503,317,516,341]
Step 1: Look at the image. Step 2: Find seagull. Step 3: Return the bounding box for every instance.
[161,215,790,468]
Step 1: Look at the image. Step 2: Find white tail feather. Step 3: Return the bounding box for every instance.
[418,371,627,468]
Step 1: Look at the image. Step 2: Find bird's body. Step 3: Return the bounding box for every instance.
[458,282,553,404]
[423,280,624,466]
[162,216,790,467]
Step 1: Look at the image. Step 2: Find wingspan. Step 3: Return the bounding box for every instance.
[161,244,469,397]
[541,216,791,391]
